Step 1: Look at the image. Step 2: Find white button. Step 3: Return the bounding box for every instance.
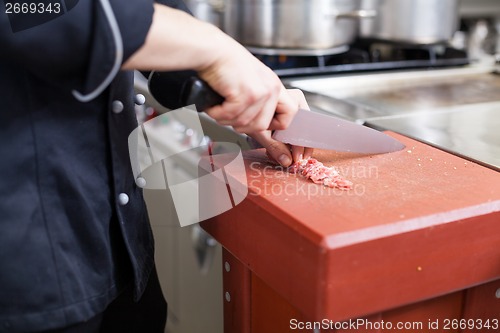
[134,94,146,106]
[118,193,129,206]
[136,177,147,188]
[112,100,124,114]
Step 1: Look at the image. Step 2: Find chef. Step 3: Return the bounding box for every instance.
[0,0,312,332]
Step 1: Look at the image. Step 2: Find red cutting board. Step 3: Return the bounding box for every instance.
[202,132,500,321]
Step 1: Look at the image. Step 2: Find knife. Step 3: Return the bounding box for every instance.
[148,72,405,154]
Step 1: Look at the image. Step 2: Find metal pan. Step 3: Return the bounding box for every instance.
[359,0,460,45]
[223,0,375,53]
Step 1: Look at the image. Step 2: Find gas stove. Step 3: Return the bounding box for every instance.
[251,39,469,77]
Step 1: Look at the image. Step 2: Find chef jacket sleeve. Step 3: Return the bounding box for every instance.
[0,0,155,99]
[156,0,191,13]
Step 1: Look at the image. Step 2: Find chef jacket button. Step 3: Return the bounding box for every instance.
[136,177,147,188]
[134,94,146,106]
[112,100,124,114]
[118,193,129,206]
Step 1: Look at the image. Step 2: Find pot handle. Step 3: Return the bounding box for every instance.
[327,9,376,19]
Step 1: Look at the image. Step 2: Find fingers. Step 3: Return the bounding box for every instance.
[249,131,292,167]
[200,50,286,133]
[250,131,314,167]
[233,88,279,133]
[291,146,315,161]
[243,87,314,166]
[199,44,309,135]
[303,147,314,159]
[284,89,314,160]
[205,76,279,132]
[269,88,310,130]
[268,86,298,130]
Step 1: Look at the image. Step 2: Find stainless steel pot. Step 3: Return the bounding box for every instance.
[359,0,460,44]
[223,0,376,54]
[184,0,225,28]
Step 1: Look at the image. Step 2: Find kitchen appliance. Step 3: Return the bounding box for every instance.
[360,0,460,45]
[223,0,375,53]
[251,40,469,77]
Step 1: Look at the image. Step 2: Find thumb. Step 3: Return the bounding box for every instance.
[248,131,292,167]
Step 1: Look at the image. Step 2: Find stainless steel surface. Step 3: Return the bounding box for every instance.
[287,66,496,120]
[325,72,500,114]
[246,45,349,56]
[301,90,388,121]
[459,0,500,18]
[286,65,500,170]
[223,0,374,50]
[272,108,405,153]
[365,102,500,171]
[360,0,459,44]
[184,0,224,27]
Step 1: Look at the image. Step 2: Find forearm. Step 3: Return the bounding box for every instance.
[124,3,298,142]
[123,4,230,72]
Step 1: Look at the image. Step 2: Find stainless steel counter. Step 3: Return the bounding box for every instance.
[287,65,500,171]
[460,0,500,18]
[366,102,500,171]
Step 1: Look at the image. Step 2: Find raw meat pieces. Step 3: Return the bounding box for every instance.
[288,158,353,190]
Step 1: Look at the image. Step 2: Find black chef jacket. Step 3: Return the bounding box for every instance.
[0,0,190,332]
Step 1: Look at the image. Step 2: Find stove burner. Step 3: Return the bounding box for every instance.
[252,40,469,77]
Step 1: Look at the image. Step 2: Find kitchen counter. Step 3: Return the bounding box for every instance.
[201,132,500,332]
[287,67,500,172]
[366,102,500,171]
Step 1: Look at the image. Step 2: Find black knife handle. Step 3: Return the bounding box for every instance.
[181,76,225,111]
[148,71,224,112]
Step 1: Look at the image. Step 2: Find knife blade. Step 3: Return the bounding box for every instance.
[272,108,405,153]
[148,72,405,153]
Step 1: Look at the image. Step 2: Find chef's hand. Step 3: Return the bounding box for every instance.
[123,5,298,134]
[248,89,314,167]
[197,41,297,134]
